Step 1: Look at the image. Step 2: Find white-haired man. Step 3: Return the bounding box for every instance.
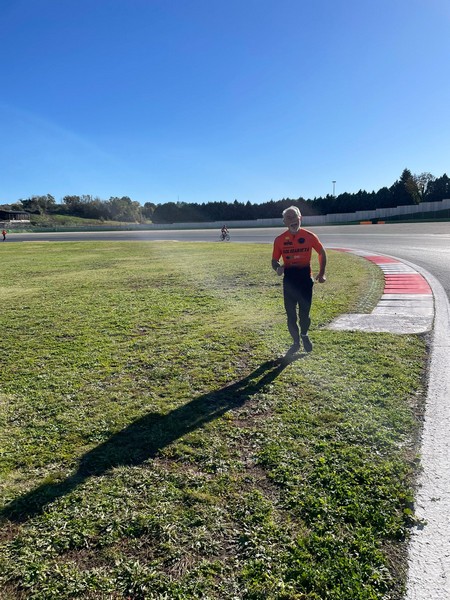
[272,206,327,354]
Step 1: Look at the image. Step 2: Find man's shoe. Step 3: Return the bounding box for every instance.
[286,342,300,356]
[301,334,313,353]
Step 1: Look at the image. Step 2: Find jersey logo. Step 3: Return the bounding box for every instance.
[298,237,305,244]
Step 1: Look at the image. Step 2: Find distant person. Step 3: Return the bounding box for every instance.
[2,229,6,241]
[272,206,326,354]
[220,225,229,241]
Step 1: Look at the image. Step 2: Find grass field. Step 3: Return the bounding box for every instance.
[0,241,426,599]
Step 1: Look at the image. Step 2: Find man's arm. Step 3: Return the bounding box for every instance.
[271,239,285,275]
[315,248,327,283]
[271,258,284,276]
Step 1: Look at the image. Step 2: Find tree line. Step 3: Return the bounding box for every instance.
[2,169,449,224]
[7,194,153,223]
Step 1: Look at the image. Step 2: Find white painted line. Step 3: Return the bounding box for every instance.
[405,264,450,600]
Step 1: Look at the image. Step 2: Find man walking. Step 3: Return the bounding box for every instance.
[272,206,326,354]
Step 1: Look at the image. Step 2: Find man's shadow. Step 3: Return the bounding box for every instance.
[2,355,300,522]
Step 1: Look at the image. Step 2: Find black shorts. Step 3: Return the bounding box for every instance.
[283,266,313,299]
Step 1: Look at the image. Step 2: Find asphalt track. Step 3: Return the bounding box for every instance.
[4,221,450,598]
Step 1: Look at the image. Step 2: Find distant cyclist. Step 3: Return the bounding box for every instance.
[220,225,229,241]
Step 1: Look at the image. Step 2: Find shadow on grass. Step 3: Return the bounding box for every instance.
[2,355,300,522]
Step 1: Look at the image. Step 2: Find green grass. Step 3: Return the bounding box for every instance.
[0,242,426,599]
[29,214,146,228]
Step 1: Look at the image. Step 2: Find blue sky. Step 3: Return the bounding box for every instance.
[1,0,449,206]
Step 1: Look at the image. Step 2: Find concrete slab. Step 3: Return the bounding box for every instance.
[379,266,416,272]
[382,294,432,300]
[372,306,433,316]
[376,302,433,310]
[328,313,433,334]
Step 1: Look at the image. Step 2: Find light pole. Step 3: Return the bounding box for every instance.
[332,181,336,197]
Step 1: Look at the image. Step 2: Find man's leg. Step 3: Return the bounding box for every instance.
[298,284,313,335]
[297,277,314,352]
[283,282,300,346]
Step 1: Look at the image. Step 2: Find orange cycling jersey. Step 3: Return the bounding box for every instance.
[272,228,324,273]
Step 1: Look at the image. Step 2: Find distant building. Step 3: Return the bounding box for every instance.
[0,209,31,222]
